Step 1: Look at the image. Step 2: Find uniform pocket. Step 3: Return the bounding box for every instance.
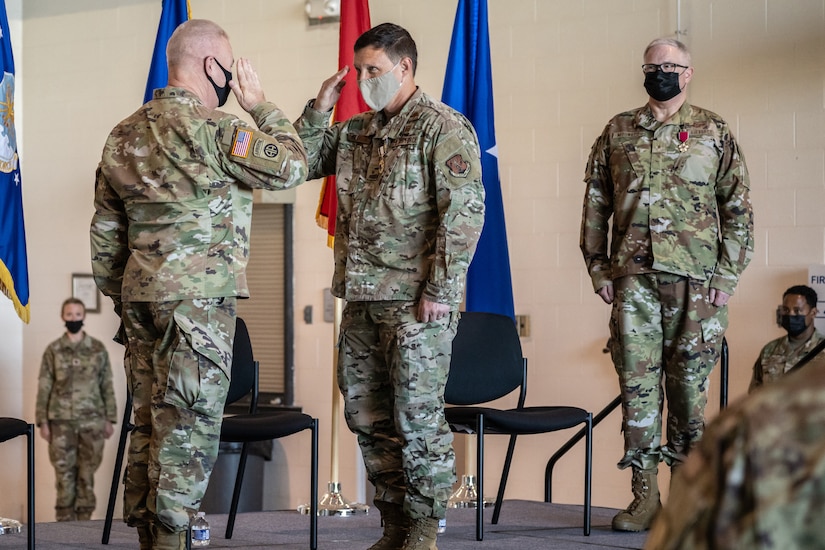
[699,305,728,343]
[164,302,230,419]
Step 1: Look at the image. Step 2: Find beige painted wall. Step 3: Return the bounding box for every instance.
[0,0,823,527]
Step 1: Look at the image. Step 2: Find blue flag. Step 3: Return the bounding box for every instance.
[144,0,190,103]
[442,0,515,320]
[0,1,29,323]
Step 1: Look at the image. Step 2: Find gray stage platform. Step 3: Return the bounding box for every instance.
[0,500,648,549]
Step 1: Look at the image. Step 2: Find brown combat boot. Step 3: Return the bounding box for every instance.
[611,467,661,532]
[137,524,153,550]
[55,506,75,522]
[151,523,189,550]
[368,501,411,550]
[400,517,439,550]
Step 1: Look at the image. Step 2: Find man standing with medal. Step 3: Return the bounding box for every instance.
[579,37,754,532]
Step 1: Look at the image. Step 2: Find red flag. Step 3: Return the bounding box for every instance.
[316,0,371,247]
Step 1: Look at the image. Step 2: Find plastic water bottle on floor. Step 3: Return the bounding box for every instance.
[438,517,447,534]
[190,511,210,547]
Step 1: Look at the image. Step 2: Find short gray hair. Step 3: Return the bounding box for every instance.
[644,38,691,66]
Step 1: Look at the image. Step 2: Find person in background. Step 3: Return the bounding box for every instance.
[580,37,754,532]
[749,284,825,392]
[35,297,117,522]
[90,19,307,550]
[295,22,485,550]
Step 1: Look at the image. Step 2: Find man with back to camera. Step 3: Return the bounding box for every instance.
[295,22,485,550]
[91,19,307,550]
[645,351,825,549]
[749,284,825,392]
[580,37,754,532]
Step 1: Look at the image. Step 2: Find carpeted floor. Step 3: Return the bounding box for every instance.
[0,500,649,549]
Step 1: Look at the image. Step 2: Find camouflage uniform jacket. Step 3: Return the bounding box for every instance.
[749,329,825,392]
[295,89,485,305]
[35,333,117,426]
[580,102,753,295]
[645,363,825,549]
[91,87,308,304]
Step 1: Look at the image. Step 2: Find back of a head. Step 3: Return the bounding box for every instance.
[166,19,229,75]
[354,22,418,75]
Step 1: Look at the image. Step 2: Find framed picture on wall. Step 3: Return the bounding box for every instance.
[71,273,100,314]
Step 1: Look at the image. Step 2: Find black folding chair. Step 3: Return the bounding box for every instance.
[218,317,319,548]
[0,418,35,550]
[445,312,592,540]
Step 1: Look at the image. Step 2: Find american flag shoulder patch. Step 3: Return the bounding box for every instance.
[231,129,252,158]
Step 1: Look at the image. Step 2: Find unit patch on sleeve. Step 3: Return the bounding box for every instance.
[253,139,279,159]
[445,153,470,177]
[231,128,252,158]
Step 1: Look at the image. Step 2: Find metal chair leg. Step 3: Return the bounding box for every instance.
[103,393,133,544]
[491,434,518,525]
[310,419,319,550]
[475,415,484,541]
[26,423,35,550]
[225,442,250,539]
[583,414,592,536]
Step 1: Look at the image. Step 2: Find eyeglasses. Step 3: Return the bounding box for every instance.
[641,63,688,74]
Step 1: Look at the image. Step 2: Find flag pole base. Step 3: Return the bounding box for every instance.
[298,482,369,517]
[448,474,495,509]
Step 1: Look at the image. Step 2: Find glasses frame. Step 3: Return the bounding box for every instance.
[641,63,689,74]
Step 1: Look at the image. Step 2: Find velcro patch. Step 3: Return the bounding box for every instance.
[252,139,279,159]
[445,153,470,177]
[231,129,252,158]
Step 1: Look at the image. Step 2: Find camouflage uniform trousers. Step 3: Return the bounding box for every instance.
[609,273,727,470]
[338,301,458,520]
[121,298,235,534]
[47,418,107,521]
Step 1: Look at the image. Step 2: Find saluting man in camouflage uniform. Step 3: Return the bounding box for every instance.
[295,23,485,550]
[91,19,307,550]
[749,285,825,393]
[36,297,117,522]
[580,37,753,532]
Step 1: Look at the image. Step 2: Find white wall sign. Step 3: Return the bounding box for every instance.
[807,265,825,333]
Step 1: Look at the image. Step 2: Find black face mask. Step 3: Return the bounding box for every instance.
[644,70,682,102]
[65,320,84,334]
[780,314,808,337]
[206,58,233,107]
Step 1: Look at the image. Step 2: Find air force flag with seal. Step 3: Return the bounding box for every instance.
[0,0,29,323]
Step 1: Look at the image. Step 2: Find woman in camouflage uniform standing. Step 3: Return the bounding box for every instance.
[35,297,117,521]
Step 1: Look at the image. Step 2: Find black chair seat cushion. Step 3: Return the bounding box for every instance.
[221,411,315,443]
[446,406,589,435]
[0,417,30,443]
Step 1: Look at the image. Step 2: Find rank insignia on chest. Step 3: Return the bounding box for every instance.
[678,130,689,153]
[231,128,252,158]
[445,153,470,177]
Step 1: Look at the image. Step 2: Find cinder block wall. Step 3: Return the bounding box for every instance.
[0,0,821,523]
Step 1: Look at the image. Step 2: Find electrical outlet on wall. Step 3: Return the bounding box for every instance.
[515,314,530,337]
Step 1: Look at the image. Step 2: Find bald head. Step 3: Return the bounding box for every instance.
[164,19,234,108]
[167,19,230,76]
